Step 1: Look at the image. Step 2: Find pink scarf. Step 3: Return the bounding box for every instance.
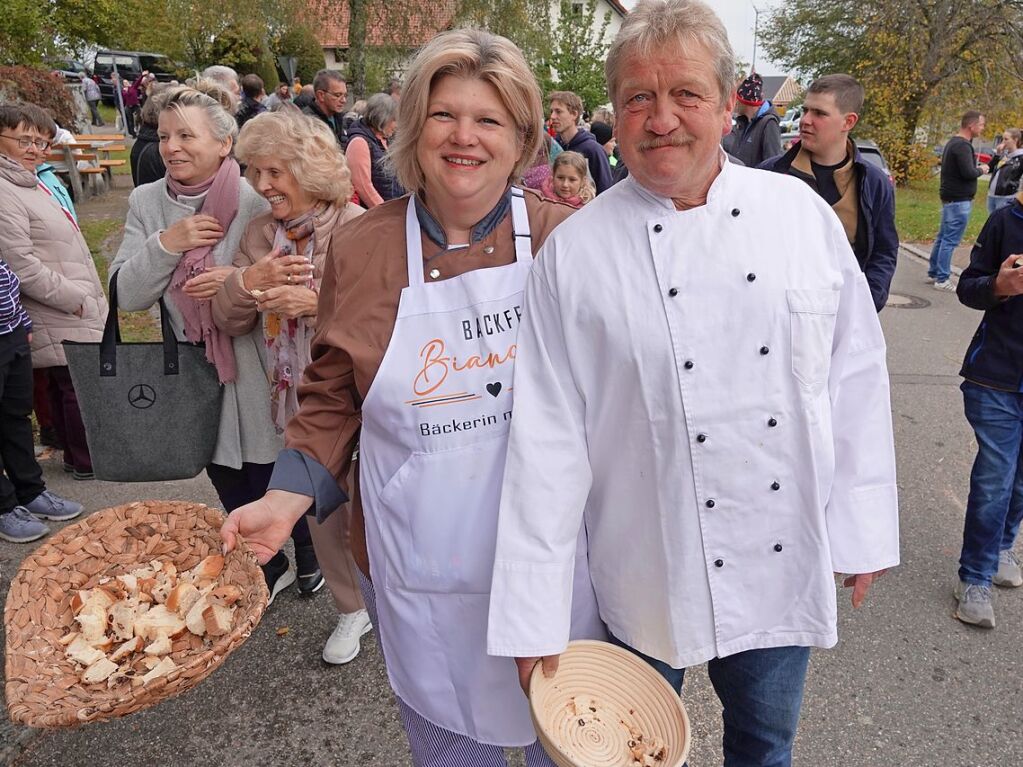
[166,158,240,383]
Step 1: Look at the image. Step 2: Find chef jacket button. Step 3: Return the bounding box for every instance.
[684,360,694,370]
[759,345,770,355]
[429,268,441,279]
[774,544,783,553]
[771,481,781,491]
[654,224,663,233]
[705,499,715,508]
[669,287,679,297]
[731,208,740,217]
[767,417,778,427]
[714,558,724,567]
[484,246,495,254]
[696,433,707,443]
[746,273,756,282]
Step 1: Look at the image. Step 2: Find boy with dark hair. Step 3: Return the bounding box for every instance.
[760,74,899,311]
[236,74,266,129]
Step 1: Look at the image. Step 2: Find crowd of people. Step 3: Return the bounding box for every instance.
[1,0,1020,763]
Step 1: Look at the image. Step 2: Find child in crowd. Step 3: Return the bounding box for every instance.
[541,150,595,208]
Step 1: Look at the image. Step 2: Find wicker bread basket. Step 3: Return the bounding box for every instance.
[529,640,690,767]
[5,500,269,728]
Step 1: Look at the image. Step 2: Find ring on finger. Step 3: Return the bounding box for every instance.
[287,273,293,283]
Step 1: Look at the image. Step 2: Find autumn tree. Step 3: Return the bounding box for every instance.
[762,0,1023,184]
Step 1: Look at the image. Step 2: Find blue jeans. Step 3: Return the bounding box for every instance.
[929,200,972,282]
[958,381,1023,585]
[988,195,1014,215]
[610,634,810,767]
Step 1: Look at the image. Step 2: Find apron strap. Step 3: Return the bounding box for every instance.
[510,187,531,264]
[405,197,425,287]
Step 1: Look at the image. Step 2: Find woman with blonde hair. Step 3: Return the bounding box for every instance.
[221,28,603,766]
[110,83,309,603]
[213,110,368,662]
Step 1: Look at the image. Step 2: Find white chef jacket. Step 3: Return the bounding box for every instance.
[487,159,900,669]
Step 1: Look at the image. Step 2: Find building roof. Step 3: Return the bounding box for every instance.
[310,0,458,49]
[760,75,802,105]
[603,0,629,16]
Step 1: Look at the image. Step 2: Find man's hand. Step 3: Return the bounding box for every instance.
[979,162,990,175]
[993,253,1023,298]
[515,655,560,695]
[841,569,888,608]
[184,266,235,300]
[220,490,311,563]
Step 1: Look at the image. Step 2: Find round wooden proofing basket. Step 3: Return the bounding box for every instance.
[5,500,269,728]
[529,640,690,767]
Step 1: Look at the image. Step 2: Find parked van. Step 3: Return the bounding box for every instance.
[92,51,176,103]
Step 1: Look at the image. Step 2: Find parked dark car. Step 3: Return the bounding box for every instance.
[854,138,894,185]
[92,50,176,103]
[45,58,87,83]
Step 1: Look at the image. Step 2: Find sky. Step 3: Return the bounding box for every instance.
[619,0,787,76]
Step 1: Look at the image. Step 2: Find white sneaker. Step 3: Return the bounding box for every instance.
[322,609,372,665]
[994,549,1023,588]
[933,279,956,291]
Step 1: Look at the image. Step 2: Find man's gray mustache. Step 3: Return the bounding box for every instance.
[635,134,694,151]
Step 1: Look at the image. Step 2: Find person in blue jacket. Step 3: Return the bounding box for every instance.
[759,74,898,312]
[953,194,1023,628]
[548,90,613,195]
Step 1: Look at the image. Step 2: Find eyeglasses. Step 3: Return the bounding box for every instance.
[320,90,347,99]
[0,134,50,150]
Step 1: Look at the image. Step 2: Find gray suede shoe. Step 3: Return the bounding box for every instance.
[953,580,995,628]
[994,550,1023,588]
[24,490,84,522]
[0,507,50,543]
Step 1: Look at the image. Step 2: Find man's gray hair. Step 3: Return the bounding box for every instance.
[605,0,735,108]
[363,93,398,133]
[201,65,239,91]
[312,69,346,93]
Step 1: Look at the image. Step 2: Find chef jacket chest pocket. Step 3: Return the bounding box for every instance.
[376,436,508,595]
[786,289,840,397]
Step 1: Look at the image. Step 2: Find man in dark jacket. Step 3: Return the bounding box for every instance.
[929,111,988,290]
[548,90,613,194]
[722,72,782,167]
[953,195,1023,628]
[235,74,267,129]
[759,74,898,311]
[302,69,348,150]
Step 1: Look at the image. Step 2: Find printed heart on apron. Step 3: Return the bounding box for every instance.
[486,382,502,397]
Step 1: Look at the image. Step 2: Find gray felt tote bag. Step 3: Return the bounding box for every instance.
[63,270,223,481]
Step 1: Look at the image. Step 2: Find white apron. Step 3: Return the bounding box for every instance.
[359,189,604,746]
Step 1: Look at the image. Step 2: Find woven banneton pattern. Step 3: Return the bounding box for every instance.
[5,500,268,728]
[529,640,690,767]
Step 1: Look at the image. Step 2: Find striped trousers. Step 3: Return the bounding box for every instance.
[359,573,557,767]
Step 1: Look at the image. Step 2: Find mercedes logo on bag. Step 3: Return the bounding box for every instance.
[128,383,157,409]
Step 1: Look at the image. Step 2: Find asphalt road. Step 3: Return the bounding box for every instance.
[2,250,1021,766]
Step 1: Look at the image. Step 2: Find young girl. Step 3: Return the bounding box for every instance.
[541,150,595,208]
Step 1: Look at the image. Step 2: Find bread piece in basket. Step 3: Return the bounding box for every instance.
[5,500,269,727]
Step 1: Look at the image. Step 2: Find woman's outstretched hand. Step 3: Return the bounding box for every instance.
[220,490,312,564]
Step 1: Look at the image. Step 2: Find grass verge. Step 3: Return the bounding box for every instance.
[80,217,160,342]
[895,175,990,243]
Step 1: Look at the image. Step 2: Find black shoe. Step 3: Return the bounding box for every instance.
[72,470,95,481]
[261,552,296,606]
[295,544,325,597]
[39,426,61,449]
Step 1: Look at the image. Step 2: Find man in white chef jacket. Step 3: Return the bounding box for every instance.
[486,0,900,764]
